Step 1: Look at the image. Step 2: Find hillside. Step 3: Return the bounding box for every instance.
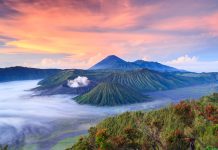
[37,68,218,96]
[75,82,148,106]
[89,55,182,72]
[37,69,114,89]
[70,93,218,150]
[103,69,214,92]
[0,66,61,82]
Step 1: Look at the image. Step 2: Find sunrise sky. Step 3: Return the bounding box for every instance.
[0,0,218,72]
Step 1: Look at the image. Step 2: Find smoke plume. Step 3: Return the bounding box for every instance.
[67,76,90,88]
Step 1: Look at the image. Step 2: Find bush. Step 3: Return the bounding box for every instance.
[70,93,218,150]
[166,129,189,150]
[174,101,195,126]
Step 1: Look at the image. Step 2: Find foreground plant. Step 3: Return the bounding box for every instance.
[67,93,218,150]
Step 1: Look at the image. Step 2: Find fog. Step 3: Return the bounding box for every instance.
[0,80,218,149]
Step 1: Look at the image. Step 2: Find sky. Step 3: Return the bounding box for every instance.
[0,0,218,72]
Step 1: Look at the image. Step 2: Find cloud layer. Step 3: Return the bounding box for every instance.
[0,0,218,71]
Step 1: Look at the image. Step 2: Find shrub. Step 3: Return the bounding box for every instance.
[174,101,195,126]
[166,129,189,150]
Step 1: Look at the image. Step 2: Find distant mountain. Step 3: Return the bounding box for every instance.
[0,66,61,82]
[89,55,183,72]
[75,82,148,106]
[133,60,180,72]
[89,55,140,70]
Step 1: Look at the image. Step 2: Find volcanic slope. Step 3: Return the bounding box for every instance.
[75,82,148,106]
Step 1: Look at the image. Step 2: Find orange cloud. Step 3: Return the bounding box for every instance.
[0,0,218,68]
[0,0,161,56]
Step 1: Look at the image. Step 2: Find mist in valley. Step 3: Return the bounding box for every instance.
[0,80,218,149]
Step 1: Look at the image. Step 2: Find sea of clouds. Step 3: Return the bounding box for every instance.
[0,80,167,146]
[0,80,217,147]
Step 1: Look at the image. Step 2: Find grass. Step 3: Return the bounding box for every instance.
[51,135,86,150]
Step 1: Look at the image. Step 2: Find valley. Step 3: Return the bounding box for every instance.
[0,80,218,150]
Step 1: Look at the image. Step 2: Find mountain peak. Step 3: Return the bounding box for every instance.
[105,55,120,59]
[102,55,125,63]
[89,55,182,72]
[89,55,133,70]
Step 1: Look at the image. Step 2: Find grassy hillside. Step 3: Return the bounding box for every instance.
[70,93,218,150]
[37,69,218,106]
[103,69,216,92]
[38,69,218,92]
[37,70,75,88]
[75,82,148,106]
[37,69,114,89]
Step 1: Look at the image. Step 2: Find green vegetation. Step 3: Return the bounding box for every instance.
[75,82,148,106]
[104,69,218,92]
[38,69,114,89]
[0,145,8,150]
[20,144,38,150]
[38,70,75,88]
[51,136,82,150]
[70,93,218,150]
[38,68,218,92]
[37,68,218,106]
[103,69,187,91]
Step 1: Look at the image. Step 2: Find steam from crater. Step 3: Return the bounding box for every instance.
[67,76,90,88]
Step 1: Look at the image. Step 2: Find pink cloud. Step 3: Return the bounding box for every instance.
[149,12,218,36]
[0,0,217,68]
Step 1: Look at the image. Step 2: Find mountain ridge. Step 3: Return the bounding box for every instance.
[0,66,61,82]
[133,59,180,72]
[89,55,184,72]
